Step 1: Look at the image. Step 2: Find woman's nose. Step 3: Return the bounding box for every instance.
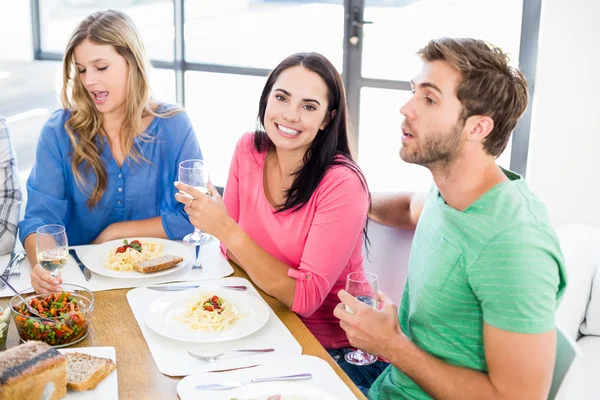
[282,107,300,122]
[82,71,98,87]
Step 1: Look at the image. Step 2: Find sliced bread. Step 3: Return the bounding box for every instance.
[0,341,67,400]
[65,352,116,391]
[133,255,184,273]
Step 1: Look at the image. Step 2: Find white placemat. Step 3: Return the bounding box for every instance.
[0,239,233,297]
[126,277,303,376]
[59,346,118,400]
[177,355,359,400]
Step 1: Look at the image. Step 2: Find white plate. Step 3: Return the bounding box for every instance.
[234,382,339,400]
[80,238,192,279]
[181,381,340,400]
[144,287,270,343]
[59,346,118,400]
[177,355,354,400]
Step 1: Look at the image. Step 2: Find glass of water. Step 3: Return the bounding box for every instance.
[36,225,68,278]
[178,159,212,246]
[344,271,379,366]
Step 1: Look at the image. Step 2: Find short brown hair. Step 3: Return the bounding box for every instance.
[417,38,528,157]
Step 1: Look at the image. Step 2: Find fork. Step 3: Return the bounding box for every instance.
[192,245,202,270]
[10,253,25,278]
[188,348,274,363]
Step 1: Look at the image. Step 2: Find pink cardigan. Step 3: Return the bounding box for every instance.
[220,133,369,349]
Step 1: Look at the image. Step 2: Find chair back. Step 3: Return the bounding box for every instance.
[362,220,413,305]
[548,325,583,399]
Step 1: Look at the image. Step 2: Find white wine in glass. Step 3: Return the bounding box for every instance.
[36,224,69,278]
[345,271,379,366]
[178,159,212,248]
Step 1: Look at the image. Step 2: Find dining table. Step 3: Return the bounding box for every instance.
[2,262,368,400]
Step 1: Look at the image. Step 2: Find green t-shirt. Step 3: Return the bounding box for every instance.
[369,169,567,400]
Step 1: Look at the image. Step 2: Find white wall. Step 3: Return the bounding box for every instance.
[0,0,32,61]
[527,0,600,226]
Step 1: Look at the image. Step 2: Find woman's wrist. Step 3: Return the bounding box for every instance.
[220,218,244,251]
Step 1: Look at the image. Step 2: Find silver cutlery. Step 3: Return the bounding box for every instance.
[195,373,312,391]
[0,252,19,287]
[146,285,247,292]
[68,249,92,281]
[188,348,274,363]
[10,253,26,278]
[193,245,202,270]
[0,274,54,321]
[207,364,260,373]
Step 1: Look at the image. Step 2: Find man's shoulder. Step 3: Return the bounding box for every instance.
[419,180,558,263]
[446,178,551,237]
[0,116,8,140]
[0,115,13,162]
[480,179,554,236]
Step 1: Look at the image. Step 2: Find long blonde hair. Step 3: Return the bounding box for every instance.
[61,10,180,208]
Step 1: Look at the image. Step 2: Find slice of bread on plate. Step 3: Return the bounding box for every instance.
[0,341,67,400]
[133,255,184,273]
[65,352,116,391]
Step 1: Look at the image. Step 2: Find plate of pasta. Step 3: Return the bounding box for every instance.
[144,287,270,343]
[81,237,192,279]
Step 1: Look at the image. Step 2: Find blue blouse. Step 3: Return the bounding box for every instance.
[19,106,203,246]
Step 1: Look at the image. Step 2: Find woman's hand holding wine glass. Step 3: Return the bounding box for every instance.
[32,224,68,294]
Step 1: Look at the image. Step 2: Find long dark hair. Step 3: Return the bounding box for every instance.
[254,52,371,253]
[254,52,368,213]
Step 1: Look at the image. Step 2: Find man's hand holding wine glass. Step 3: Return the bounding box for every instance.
[334,288,407,359]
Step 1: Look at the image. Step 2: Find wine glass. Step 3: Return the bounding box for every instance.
[36,225,69,278]
[344,271,379,366]
[178,159,213,249]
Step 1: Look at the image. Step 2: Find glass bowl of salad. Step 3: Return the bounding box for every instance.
[0,301,10,351]
[9,283,94,348]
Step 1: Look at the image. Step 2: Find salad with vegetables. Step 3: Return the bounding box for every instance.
[0,304,9,351]
[13,291,90,347]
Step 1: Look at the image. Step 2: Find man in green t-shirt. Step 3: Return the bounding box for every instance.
[334,38,567,400]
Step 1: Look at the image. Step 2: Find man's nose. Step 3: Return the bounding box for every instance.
[399,97,414,119]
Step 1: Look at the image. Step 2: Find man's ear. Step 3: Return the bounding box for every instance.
[465,115,494,142]
[320,109,337,130]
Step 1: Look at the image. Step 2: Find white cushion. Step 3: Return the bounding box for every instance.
[580,265,600,335]
[555,224,600,341]
[561,335,600,400]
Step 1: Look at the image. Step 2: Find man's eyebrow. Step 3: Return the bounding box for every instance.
[410,80,443,95]
[274,88,321,105]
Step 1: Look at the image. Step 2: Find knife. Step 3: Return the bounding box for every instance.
[146,285,247,291]
[68,249,92,281]
[207,364,260,373]
[0,252,19,287]
[195,373,312,390]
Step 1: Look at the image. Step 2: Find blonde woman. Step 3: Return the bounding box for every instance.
[20,10,202,291]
